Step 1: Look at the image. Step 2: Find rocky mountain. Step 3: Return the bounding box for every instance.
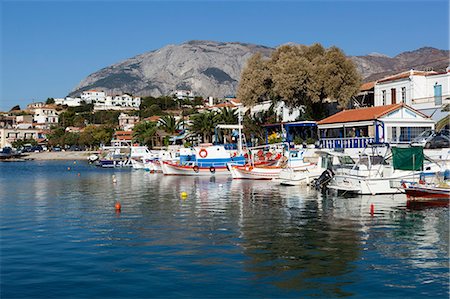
[69,41,449,98]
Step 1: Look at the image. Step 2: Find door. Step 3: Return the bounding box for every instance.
[391,88,396,104]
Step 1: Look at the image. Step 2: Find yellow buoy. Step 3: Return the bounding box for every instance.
[74,161,76,164]
[180,191,188,199]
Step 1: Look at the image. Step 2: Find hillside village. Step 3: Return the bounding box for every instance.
[1,67,449,153]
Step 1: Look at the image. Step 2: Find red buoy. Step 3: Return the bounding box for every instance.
[370,203,374,216]
[115,201,121,212]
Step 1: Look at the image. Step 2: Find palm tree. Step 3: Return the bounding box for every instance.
[243,104,278,144]
[214,107,238,144]
[158,115,184,135]
[189,111,217,143]
[133,121,158,148]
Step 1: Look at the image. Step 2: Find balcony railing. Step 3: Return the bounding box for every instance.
[319,137,375,149]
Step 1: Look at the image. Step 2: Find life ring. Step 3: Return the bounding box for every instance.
[193,165,199,173]
[209,166,216,173]
[199,148,208,158]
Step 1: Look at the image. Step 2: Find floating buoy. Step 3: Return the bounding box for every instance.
[74,161,76,164]
[370,203,374,216]
[112,175,117,184]
[180,191,188,199]
[77,173,80,176]
[67,167,71,171]
[115,201,121,211]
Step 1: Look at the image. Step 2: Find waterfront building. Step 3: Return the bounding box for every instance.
[118,113,139,131]
[317,103,435,150]
[111,130,133,147]
[373,69,449,121]
[0,128,46,148]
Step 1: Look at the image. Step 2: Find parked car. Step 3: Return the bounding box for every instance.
[68,145,86,151]
[52,146,62,152]
[410,129,436,146]
[424,133,450,149]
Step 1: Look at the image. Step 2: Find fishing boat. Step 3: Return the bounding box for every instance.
[95,146,132,168]
[161,145,245,176]
[279,150,354,186]
[327,145,443,195]
[130,146,159,170]
[229,149,314,180]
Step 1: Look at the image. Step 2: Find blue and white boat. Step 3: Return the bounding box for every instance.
[161,145,245,176]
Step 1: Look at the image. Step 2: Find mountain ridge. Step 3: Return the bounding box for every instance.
[69,41,449,98]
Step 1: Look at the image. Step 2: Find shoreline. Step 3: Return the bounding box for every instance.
[20,151,99,161]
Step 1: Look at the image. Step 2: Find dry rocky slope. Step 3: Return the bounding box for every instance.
[70,40,449,98]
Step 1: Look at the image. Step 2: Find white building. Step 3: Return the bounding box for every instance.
[33,107,59,129]
[250,100,302,123]
[81,90,107,104]
[54,97,82,107]
[317,104,435,151]
[374,69,449,121]
[173,90,195,100]
[93,94,141,110]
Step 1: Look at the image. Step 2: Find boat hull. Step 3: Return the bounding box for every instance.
[162,161,230,176]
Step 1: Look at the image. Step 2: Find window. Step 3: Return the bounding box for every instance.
[400,127,430,142]
[382,90,386,105]
[391,88,396,104]
[434,84,442,105]
[401,87,406,102]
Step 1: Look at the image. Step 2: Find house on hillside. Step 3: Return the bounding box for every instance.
[317,104,434,149]
[33,107,59,129]
[118,113,139,131]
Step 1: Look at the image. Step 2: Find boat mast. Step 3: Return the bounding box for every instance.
[237,103,243,155]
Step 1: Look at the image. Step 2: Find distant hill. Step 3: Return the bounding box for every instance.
[69,41,449,98]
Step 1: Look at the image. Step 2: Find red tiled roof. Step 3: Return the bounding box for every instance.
[144,116,161,122]
[360,81,375,91]
[318,104,404,125]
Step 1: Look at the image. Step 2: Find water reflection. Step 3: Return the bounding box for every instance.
[1,162,448,298]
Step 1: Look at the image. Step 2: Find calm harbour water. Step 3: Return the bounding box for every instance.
[0,160,448,298]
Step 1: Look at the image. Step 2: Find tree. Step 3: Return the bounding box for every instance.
[46,98,55,105]
[237,43,361,120]
[9,105,21,111]
[189,111,218,143]
[133,121,158,148]
[237,53,274,107]
[243,105,278,144]
[158,115,183,135]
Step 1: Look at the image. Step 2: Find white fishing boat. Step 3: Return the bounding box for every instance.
[327,145,442,195]
[279,150,354,186]
[229,149,314,180]
[161,145,245,176]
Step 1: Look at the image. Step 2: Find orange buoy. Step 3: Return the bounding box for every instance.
[115,201,121,212]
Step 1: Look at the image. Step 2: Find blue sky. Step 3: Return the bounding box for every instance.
[1,0,448,111]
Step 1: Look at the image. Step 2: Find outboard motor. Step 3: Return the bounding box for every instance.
[314,169,334,191]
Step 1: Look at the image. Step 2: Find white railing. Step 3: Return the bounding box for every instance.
[319,137,375,149]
